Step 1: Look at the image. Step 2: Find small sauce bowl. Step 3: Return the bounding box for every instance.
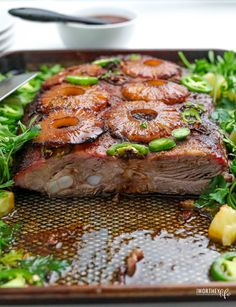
[57,7,137,49]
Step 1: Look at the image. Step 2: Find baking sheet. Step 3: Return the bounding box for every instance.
[0,49,235,304]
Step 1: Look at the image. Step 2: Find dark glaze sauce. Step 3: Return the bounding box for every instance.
[90,15,130,24]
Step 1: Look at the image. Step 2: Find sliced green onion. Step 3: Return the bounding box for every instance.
[172,127,190,141]
[149,138,176,152]
[107,143,149,157]
[66,75,98,85]
[92,57,120,67]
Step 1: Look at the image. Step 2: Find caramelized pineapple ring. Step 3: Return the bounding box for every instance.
[39,83,109,113]
[122,80,189,104]
[34,109,104,145]
[43,64,105,89]
[121,56,181,80]
[105,101,182,143]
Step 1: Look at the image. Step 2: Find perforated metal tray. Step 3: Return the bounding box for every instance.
[0,49,236,304]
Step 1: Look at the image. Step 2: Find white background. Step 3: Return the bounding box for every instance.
[1,0,236,51]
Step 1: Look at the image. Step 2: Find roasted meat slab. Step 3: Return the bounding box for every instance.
[14,55,228,196]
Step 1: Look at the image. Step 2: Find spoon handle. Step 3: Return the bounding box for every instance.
[9,7,110,25]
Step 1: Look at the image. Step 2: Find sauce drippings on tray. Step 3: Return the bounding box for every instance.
[89,15,130,24]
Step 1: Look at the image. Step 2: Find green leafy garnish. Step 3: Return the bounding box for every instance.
[0,250,24,267]
[179,50,236,104]
[0,120,40,189]
[0,65,62,189]
[0,221,70,287]
[0,254,70,287]
[0,221,20,254]
[195,173,236,214]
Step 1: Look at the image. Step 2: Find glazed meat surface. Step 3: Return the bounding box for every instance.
[14,55,228,197]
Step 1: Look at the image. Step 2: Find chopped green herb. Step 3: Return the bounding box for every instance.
[179,50,236,103]
[181,107,202,124]
[0,250,24,267]
[194,175,236,214]
[0,65,61,190]
[0,221,70,287]
[140,122,147,129]
[0,120,40,189]
[0,221,20,254]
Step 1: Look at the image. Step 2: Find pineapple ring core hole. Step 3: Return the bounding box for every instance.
[60,87,85,97]
[146,80,166,87]
[144,59,162,67]
[52,117,79,129]
[131,109,158,122]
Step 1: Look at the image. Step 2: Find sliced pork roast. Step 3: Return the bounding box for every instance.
[14,55,228,196]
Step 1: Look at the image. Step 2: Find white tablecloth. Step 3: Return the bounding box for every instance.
[1,0,236,51]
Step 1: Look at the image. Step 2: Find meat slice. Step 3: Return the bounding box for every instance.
[14,55,228,197]
[122,80,189,104]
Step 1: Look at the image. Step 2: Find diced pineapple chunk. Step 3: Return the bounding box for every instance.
[209,205,236,246]
[0,191,15,218]
[222,224,236,246]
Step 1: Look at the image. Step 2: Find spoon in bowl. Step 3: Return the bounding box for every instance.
[9,7,110,25]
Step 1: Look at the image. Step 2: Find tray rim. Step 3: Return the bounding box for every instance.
[0,283,236,304]
[0,48,235,303]
[0,47,231,56]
